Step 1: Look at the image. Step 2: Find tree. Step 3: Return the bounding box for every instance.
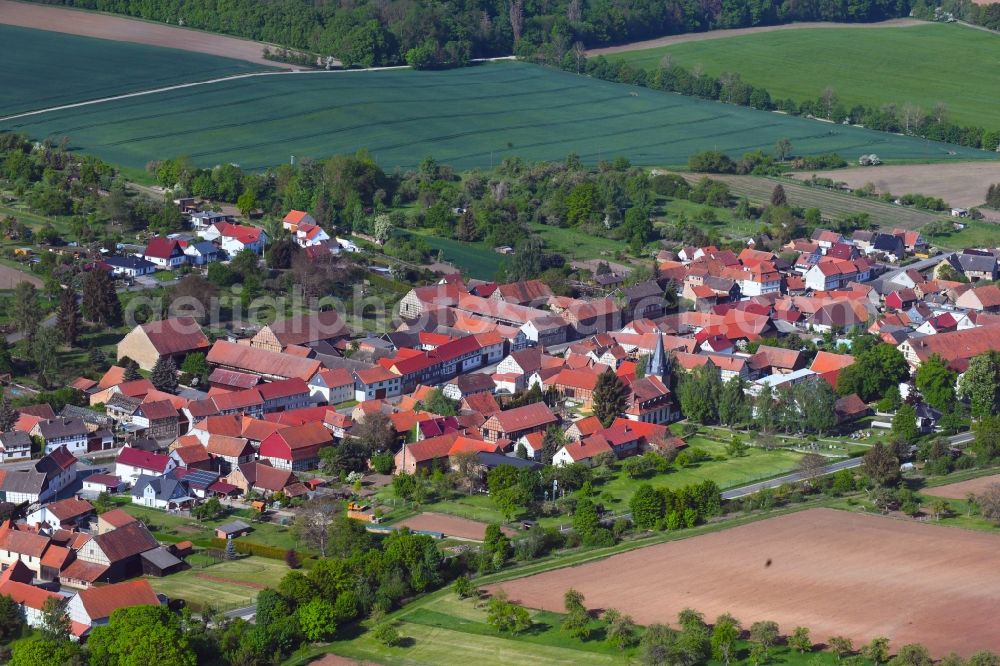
[486,591,530,635]
[180,352,208,381]
[123,359,141,382]
[592,368,628,427]
[0,396,16,433]
[40,597,70,641]
[677,364,722,424]
[266,238,299,269]
[32,327,62,388]
[788,626,812,654]
[861,637,890,665]
[236,189,257,217]
[960,351,1000,418]
[353,411,396,454]
[224,538,237,561]
[630,484,665,529]
[837,343,908,402]
[453,575,475,599]
[9,636,78,666]
[293,496,339,556]
[371,622,401,646]
[81,268,122,326]
[284,548,301,569]
[892,403,919,444]
[775,138,793,161]
[976,483,1000,524]
[55,287,80,347]
[572,498,600,539]
[972,416,1000,465]
[297,598,337,641]
[562,587,591,639]
[0,594,24,641]
[605,608,638,650]
[150,356,179,393]
[168,275,218,319]
[711,614,741,666]
[770,184,787,207]
[862,442,900,487]
[828,635,854,661]
[749,620,779,652]
[915,354,957,411]
[895,644,932,666]
[798,453,827,481]
[419,388,459,416]
[11,281,40,343]
[541,425,564,466]
[87,605,197,666]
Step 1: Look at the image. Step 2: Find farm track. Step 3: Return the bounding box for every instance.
[586,18,923,55]
[677,172,945,230]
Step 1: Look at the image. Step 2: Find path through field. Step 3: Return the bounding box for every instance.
[586,18,923,55]
[0,0,285,67]
[395,512,516,540]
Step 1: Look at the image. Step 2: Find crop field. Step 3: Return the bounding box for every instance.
[491,508,1000,656]
[3,59,993,173]
[610,23,1000,128]
[923,473,1000,500]
[0,25,270,118]
[678,172,947,230]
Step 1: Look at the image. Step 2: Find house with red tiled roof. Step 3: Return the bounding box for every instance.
[0,522,50,574]
[26,497,94,530]
[142,237,186,269]
[353,366,402,402]
[116,317,211,371]
[624,375,678,424]
[66,579,162,635]
[203,222,267,255]
[546,367,602,407]
[552,435,614,466]
[955,284,1000,313]
[0,561,62,630]
[810,351,856,388]
[490,280,554,306]
[225,461,303,497]
[393,433,499,474]
[258,421,333,471]
[481,402,557,443]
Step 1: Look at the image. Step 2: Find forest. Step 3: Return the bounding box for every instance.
[29,0,912,68]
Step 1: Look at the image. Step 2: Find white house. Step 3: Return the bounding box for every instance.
[353,367,402,402]
[308,368,355,405]
[103,256,156,278]
[203,222,267,255]
[294,223,331,248]
[131,474,191,510]
[31,418,88,456]
[0,446,77,505]
[183,241,220,265]
[335,237,360,253]
[114,447,176,485]
[0,431,31,462]
[66,580,162,635]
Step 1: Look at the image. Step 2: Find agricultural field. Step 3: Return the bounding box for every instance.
[146,555,289,611]
[677,172,949,230]
[609,23,1000,128]
[923,473,1000,500]
[0,24,271,118]
[491,508,1000,656]
[4,59,992,173]
[788,162,1000,211]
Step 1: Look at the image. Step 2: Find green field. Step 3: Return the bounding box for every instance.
[147,556,289,611]
[0,25,271,118]
[610,23,999,128]
[4,59,992,172]
[399,436,808,528]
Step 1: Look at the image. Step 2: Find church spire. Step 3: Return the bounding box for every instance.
[648,331,667,379]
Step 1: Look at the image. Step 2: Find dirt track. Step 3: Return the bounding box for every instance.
[923,474,1000,500]
[0,0,287,67]
[490,508,1000,656]
[396,512,516,541]
[0,264,42,290]
[587,19,923,55]
[789,162,1000,211]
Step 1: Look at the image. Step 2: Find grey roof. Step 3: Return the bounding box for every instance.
[872,234,904,253]
[60,405,111,426]
[216,519,251,535]
[186,241,218,255]
[140,545,183,570]
[448,373,496,394]
[129,437,163,452]
[105,256,156,270]
[132,474,188,502]
[624,280,664,301]
[37,418,87,440]
[0,470,46,496]
[953,252,997,273]
[475,452,543,470]
[106,393,142,413]
[0,431,31,449]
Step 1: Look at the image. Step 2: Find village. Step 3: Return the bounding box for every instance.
[0,188,993,644]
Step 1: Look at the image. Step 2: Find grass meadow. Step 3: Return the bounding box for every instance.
[4,60,992,172]
[610,23,999,128]
[147,556,289,611]
[0,25,270,118]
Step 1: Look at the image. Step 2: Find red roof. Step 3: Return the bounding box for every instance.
[258,422,332,461]
[485,402,558,434]
[257,377,310,400]
[214,222,263,244]
[116,446,172,473]
[76,580,160,622]
[143,237,182,260]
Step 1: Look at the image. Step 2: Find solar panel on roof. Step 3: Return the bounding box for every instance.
[182,469,220,489]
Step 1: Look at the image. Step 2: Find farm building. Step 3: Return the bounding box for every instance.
[116,317,211,371]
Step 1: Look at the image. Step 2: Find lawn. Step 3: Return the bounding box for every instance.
[147,555,289,611]
[0,24,272,118]
[610,23,999,128]
[4,59,992,173]
[925,219,1000,251]
[525,223,627,262]
[399,229,505,281]
[406,437,806,528]
[119,503,299,550]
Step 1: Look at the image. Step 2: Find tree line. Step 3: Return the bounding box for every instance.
[29,0,913,69]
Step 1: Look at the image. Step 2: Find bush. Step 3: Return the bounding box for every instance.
[371,452,394,475]
[371,623,401,647]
